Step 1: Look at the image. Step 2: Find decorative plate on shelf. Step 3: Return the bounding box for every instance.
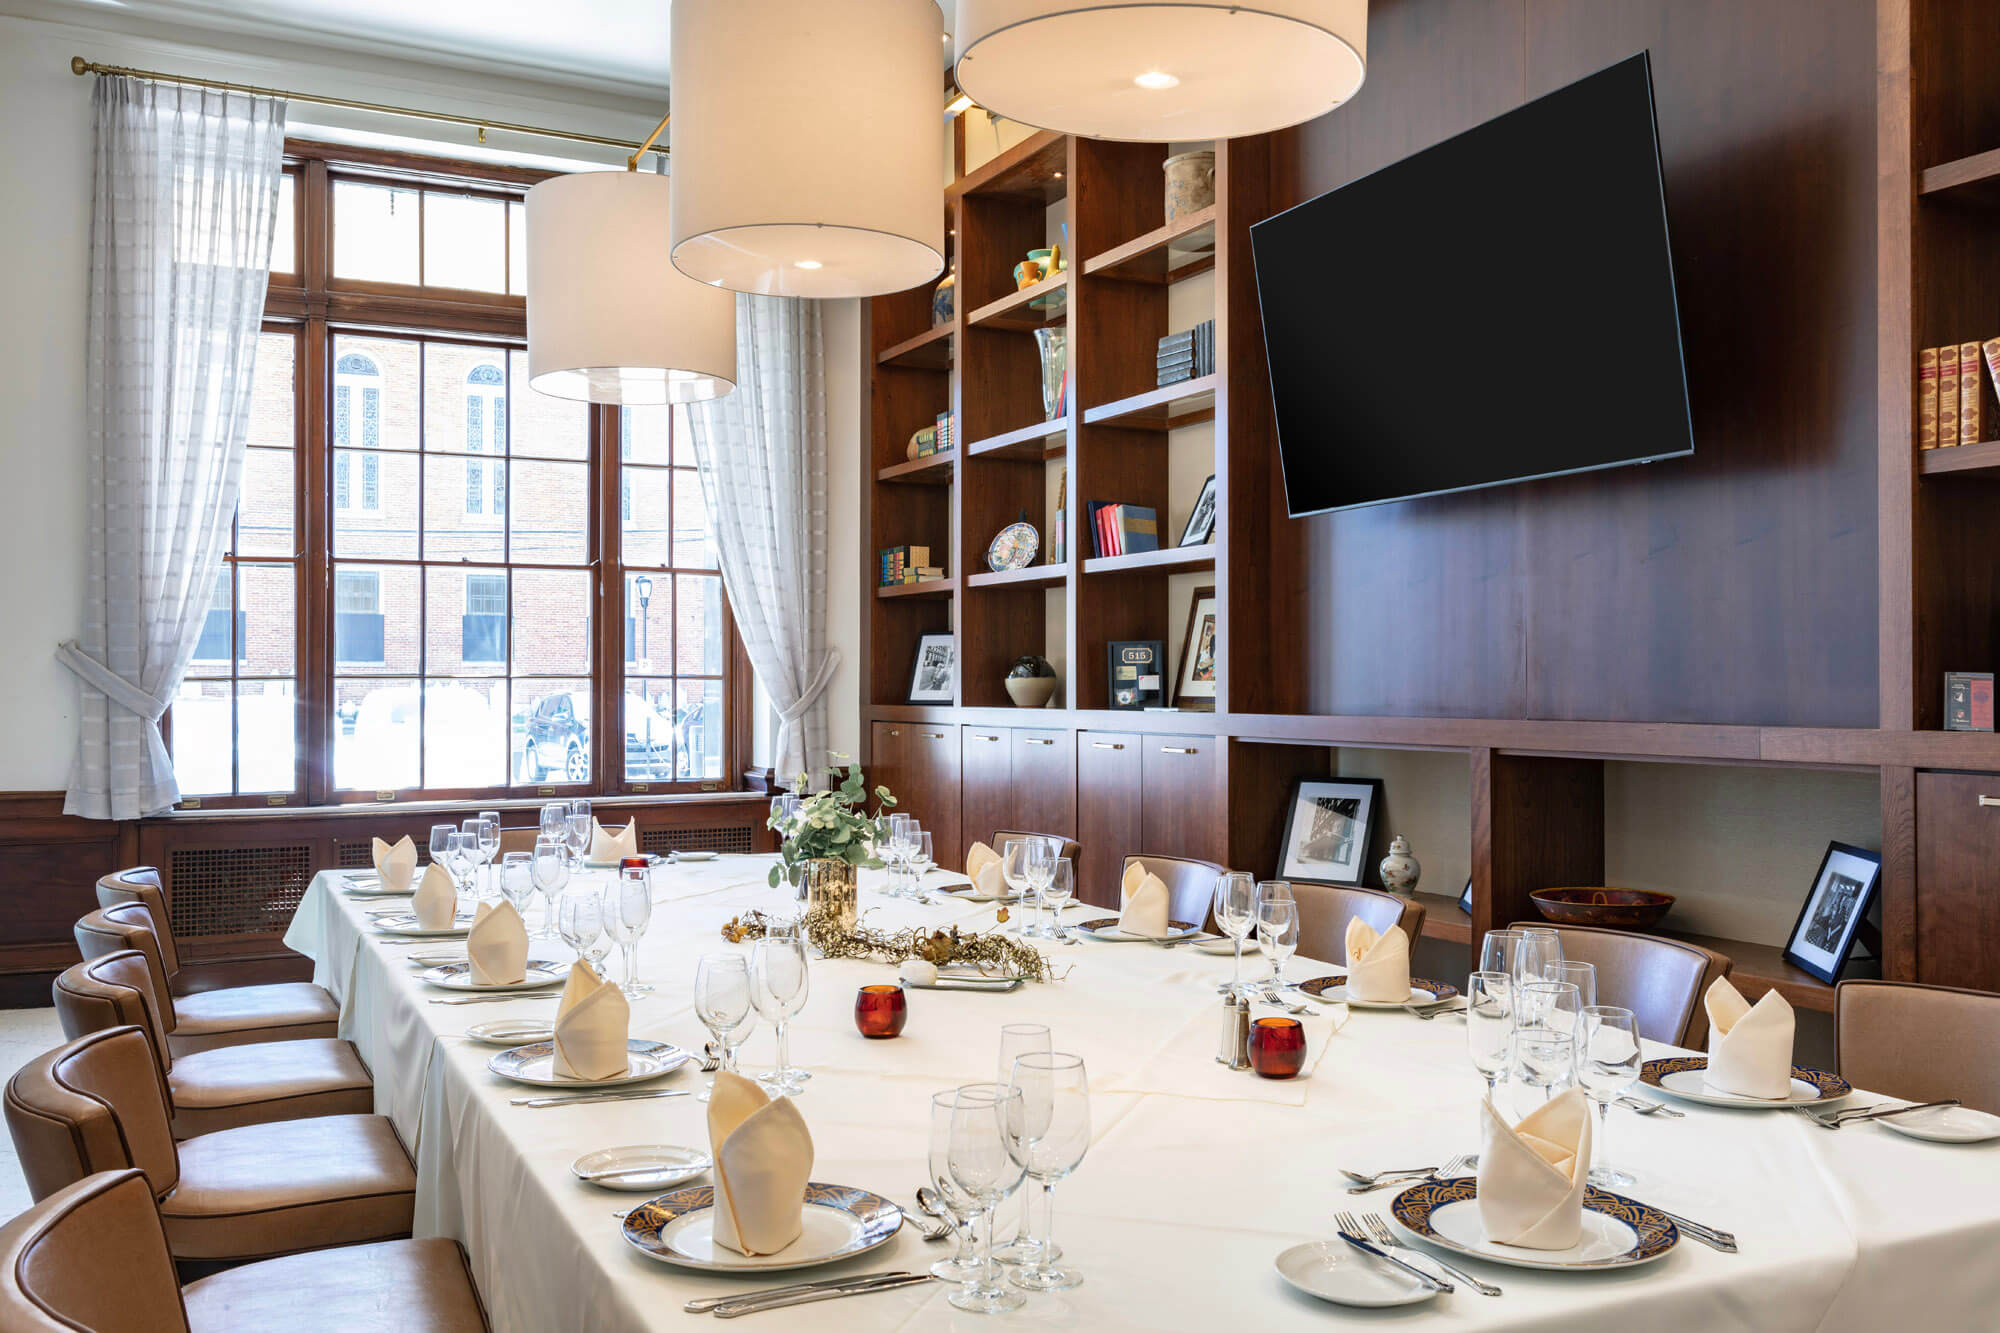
[986,522,1040,571]
[622,1182,903,1273]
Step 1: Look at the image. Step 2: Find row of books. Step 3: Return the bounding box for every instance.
[1918,338,2000,449]
[1157,320,1215,388]
[1087,502,1159,558]
[879,545,945,586]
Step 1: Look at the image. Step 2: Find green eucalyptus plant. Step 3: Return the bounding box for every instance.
[766,758,898,889]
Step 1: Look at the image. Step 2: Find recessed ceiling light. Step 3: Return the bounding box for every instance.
[1133,71,1179,90]
[793,259,823,269]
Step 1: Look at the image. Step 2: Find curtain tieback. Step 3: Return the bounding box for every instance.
[55,641,172,721]
[778,650,842,725]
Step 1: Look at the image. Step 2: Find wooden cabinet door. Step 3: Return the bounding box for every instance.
[897,724,961,871]
[1010,728,1075,840]
[1141,733,1224,865]
[1075,731,1141,907]
[959,726,1010,863]
[1915,771,2000,990]
[867,722,906,819]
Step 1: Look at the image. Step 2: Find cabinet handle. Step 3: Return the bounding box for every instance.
[920,731,944,740]
[973,734,999,742]
[1025,737,1053,746]
[1090,742,1124,750]
[1161,745,1198,755]
[1980,795,2000,807]
[887,729,901,737]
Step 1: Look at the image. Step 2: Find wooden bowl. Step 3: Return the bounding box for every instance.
[1529,887,1676,930]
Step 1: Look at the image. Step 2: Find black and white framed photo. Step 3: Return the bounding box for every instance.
[1275,777,1384,888]
[906,633,957,704]
[1458,877,1472,916]
[1782,841,1882,985]
[1178,474,1217,547]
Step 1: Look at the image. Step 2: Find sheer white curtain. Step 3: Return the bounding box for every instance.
[57,77,286,819]
[686,294,837,785]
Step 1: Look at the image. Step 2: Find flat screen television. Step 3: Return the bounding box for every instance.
[1251,51,1693,517]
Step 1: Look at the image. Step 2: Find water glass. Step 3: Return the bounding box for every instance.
[428,823,456,876]
[566,804,593,868]
[1258,894,1300,991]
[1479,928,1526,979]
[1021,841,1056,938]
[459,818,490,898]
[1508,1026,1577,1121]
[1001,841,1031,925]
[751,927,811,1094]
[885,814,915,896]
[1519,979,1583,1038]
[477,812,501,892]
[539,801,568,849]
[909,831,936,892]
[946,1083,1028,1314]
[694,954,753,1101]
[1003,1052,1089,1292]
[1516,927,1563,984]
[1466,971,1513,1101]
[529,836,569,939]
[1580,1005,1641,1187]
[1043,860,1074,939]
[1543,960,1597,1008]
[556,889,606,969]
[1213,872,1257,996]
[445,831,480,897]
[928,1089,988,1283]
[607,867,654,997]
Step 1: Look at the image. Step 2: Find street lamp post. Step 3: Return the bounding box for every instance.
[633,575,654,664]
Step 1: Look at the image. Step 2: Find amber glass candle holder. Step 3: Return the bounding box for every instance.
[854,984,908,1039]
[1249,1016,1306,1079]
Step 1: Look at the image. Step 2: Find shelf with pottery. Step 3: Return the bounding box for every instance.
[875,322,953,370]
[1411,890,1473,945]
[1083,203,1219,286]
[967,562,1068,590]
[967,271,1069,332]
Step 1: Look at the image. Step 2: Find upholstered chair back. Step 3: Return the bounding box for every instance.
[1119,855,1227,929]
[4,1027,179,1204]
[992,831,1082,869]
[74,904,179,1031]
[1506,922,1731,1047]
[1837,980,2000,1115]
[0,1169,190,1333]
[96,867,179,976]
[54,951,174,1081]
[1293,884,1426,964]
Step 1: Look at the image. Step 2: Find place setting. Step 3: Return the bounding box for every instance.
[489,959,693,1106]
[1636,979,1850,1110]
[1070,860,1199,942]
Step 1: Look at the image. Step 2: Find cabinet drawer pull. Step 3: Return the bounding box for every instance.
[1161,745,1198,755]
[1980,795,2000,808]
[1090,742,1124,750]
[1025,737,1054,745]
[920,731,944,740]
[973,734,999,742]
[887,729,901,737]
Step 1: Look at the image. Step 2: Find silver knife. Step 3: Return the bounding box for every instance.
[512,1089,690,1108]
[1337,1231,1452,1293]
[684,1272,915,1313]
[712,1273,935,1317]
[1829,1098,1960,1124]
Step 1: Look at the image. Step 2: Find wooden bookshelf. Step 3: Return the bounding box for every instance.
[1082,544,1215,576]
[876,453,954,485]
[1083,376,1218,431]
[967,273,1068,332]
[876,323,953,370]
[876,578,956,600]
[966,418,1066,461]
[967,563,1068,589]
[1917,439,2000,477]
[1084,205,1219,285]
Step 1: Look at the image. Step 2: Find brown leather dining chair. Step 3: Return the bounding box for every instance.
[1119,854,1228,929]
[1507,921,1732,1047]
[1293,883,1426,964]
[1836,980,2000,1115]
[5,1026,416,1264]
[76,899,338,1057]
[993,831,1082,869]
[0,1168,489,1332]
[497,827,542,855]
[53,951,373,1139]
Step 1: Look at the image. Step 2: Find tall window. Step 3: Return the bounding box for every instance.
[165,147,742,806]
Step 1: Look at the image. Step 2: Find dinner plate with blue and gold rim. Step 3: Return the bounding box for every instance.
[488,1038,689,1089]
[621,1182,903,1273]
[1073,917,1200,942]
[1298,976,1459,1007]
[369,911,474,938]
[1389,1177,1678,1271]
[417,960,567,992]
[1639,1055,1850,1108]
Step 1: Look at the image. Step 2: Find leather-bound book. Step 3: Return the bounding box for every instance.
[1939,343,1961,448]
[1919,346,1939,449]
[1960,340,1985,445]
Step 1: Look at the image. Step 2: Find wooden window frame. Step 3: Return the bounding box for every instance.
[174,139,751,810]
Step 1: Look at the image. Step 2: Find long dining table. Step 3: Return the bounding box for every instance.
[283,856,2000,1331]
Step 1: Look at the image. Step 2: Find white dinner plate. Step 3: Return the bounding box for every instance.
[488,1038,690,1089]
[464,1019,555,1046]
[1639,1056,1850,1108]
[343,884,414,898]
[1297,977,1459,1008]
[1072,918,1200,943]
[622,1183,902,1273]
[1390,1178,1678,1271]
[571,1145,713,1192]
[1191,935,1260,956]
[370,912,473,938]
[1876,1104,2000,1144]
[417,961,567,992]
[1272,1240,1435,1308]
[671,851,719,862]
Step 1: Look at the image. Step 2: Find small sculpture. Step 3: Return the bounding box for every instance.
[1378,835,1421,897]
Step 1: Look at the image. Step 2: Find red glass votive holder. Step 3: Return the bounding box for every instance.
[854,984,908,1039]
[1249,1016,1306,1079]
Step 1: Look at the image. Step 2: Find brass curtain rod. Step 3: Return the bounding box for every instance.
[70,56,669,167]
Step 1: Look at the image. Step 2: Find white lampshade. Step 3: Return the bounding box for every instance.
[525,170,736,404]
[954,0,1367,141]
[669,0,945,298]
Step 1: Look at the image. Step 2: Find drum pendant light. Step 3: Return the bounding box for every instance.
[954,0,1368,142]
[526,168,736,405]
[669,0,946,298]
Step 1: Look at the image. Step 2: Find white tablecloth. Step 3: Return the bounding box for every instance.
[283,860,2000,1331]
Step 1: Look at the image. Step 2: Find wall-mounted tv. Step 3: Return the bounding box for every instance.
[1251,51,1693,518]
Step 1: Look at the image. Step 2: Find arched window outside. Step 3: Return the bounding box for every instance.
[333,352,380,512]
[464,361,505,517]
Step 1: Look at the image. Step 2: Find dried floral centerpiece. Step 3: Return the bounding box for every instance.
[721,911,1056,983]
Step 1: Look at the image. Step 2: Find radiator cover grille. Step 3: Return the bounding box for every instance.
[167,844,314,939]
[642,825,756,856]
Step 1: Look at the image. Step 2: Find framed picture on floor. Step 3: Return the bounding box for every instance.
[906,633,957,704]
[1172,586,1218,711]
[1781,841,1882,985]
[1275,777,1384,888]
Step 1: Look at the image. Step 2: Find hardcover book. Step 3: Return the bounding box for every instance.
[1940,343,1962,447]
[1919,346,1939,449]
[1961,340,1984,446]
[1116,505,1160,553]
[1946,672,1994,732]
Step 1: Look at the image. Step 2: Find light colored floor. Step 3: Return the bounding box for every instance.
[0,1008,65,1222]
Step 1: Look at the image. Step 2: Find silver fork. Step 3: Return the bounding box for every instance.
[697,1042,723,1074]
[902,1209,953,1242]
[1356,1211,1502,1296]
[1795,1098,1958,1130]
[1261,987,1311,1015]
[1343,1153,1470,1195]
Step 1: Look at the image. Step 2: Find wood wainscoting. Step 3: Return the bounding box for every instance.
[0,792,777,1007]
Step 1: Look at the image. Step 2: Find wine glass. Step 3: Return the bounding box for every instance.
[751,927,811,1094]
[1508,1026,1576,1121]
[992,1023,1052,1263]
[1580,1005,1641,1187]
[566,802,593,869]
[1003,1051,1089,1292]
[607,867,653,997]
[1517,927,1563,985]
[927,1088,988,1283]
[498,851,535,920]
[884,814,914,897]
[529,835,569,939]
[1021,841,1056,939]
[539,801,568,851]
[693,954,754,1102]
[1465,970,1513,1166]
[1043,859,1074,940]
[1212,872,1257,996]
[477,811,501,893]
[428,822,456,877]
[1257,894,1300,993]
[445,831,480,898]
[895,819,924,900]
[1520,979,1583,1038]
[1000,841,1031,927]
[946,1082,1028,1314]
[1479,928,1526,979]
[459,818,491,899]
[557,889,606,970]
[1543,960,1597,1008]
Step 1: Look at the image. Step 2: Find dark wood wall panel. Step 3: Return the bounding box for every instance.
[1288,0,1879,728]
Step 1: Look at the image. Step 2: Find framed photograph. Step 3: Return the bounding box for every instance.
[1172,586,1218,711]
[1781,841,1882,985]
[1458,877,1472,916]
[906,633,957,704]
[1106,640,1163,710]
[1178,474,1218,547]
[1275,777,1384,888]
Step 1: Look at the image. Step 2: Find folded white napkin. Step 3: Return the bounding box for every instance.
[1119,861,1171,938]
[964,841,1001,883]
[708,1071,815,1256]
[1344,919,1412,1003]
[466,900,528,985]
[969,860,1009,900]
[1478,1087,1591,1250]
[371,835,417,892]
[1703,977,1795,1099]
[551,958,629,1080]
[411,862,458,931]
[589,819,638,863]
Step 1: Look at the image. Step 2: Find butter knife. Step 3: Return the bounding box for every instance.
[683,1272,915,1313]
[512,1089,690,1108]
[712,1273,935,1318]
[1337,1231,1452,1293]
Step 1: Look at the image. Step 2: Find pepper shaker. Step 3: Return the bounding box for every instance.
[1216,992,1251,1069]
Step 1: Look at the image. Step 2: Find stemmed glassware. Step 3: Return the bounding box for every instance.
[539,801,568,859]
[751,924,811,1094]
[1508,1026,1577,1121]
[1001,841,1031,924]
[461,818,494,900]
[946,1082,1028,1314]
[909,831,936,897]
[927,1089,989,1283]
[477,811,501,894]
[1213,872,1258,996]
[693,954,754,1102]
[1580,1005,1641,1187]
[1043,860,1074,941]
[991,1024,1052,1264]
[557,889,607,970]
[1020,842,1056,939]
[498,851,535,921]
[1543,960,1597,1008]
[1479,928,1525,979]
[1519,979,1583,1037]
[1465,969,1513,1167]
[1002,1051,1089,1292]
[605,866,653,997]
[529,836,569,939]
[1257,884,1300,993]
[883,814,914,896]
[566,800,593,869]
[429,822,456,882]
[445,831,480,898]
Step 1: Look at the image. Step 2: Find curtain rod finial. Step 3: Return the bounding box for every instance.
[72,56,89,76]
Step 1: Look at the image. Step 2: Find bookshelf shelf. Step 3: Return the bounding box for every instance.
[1082,544,1215,576]
[967,563,1069,589]
[1083,375,1219,431]
[876,578,957,600]
[1413,891,1472,945]
[967,273,1068,332]
[953,130,1068,203]
[1918,439,2000,477]
[876,453,954,485]
[1084,205,1219,285]
[1918,146,2000,205]
[876,323,953,370]
[967,417,1068,461]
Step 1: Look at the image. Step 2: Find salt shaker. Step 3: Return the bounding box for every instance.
[1216,992,1251,1069]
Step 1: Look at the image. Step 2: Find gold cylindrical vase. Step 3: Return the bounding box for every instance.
[799,857,859,932]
